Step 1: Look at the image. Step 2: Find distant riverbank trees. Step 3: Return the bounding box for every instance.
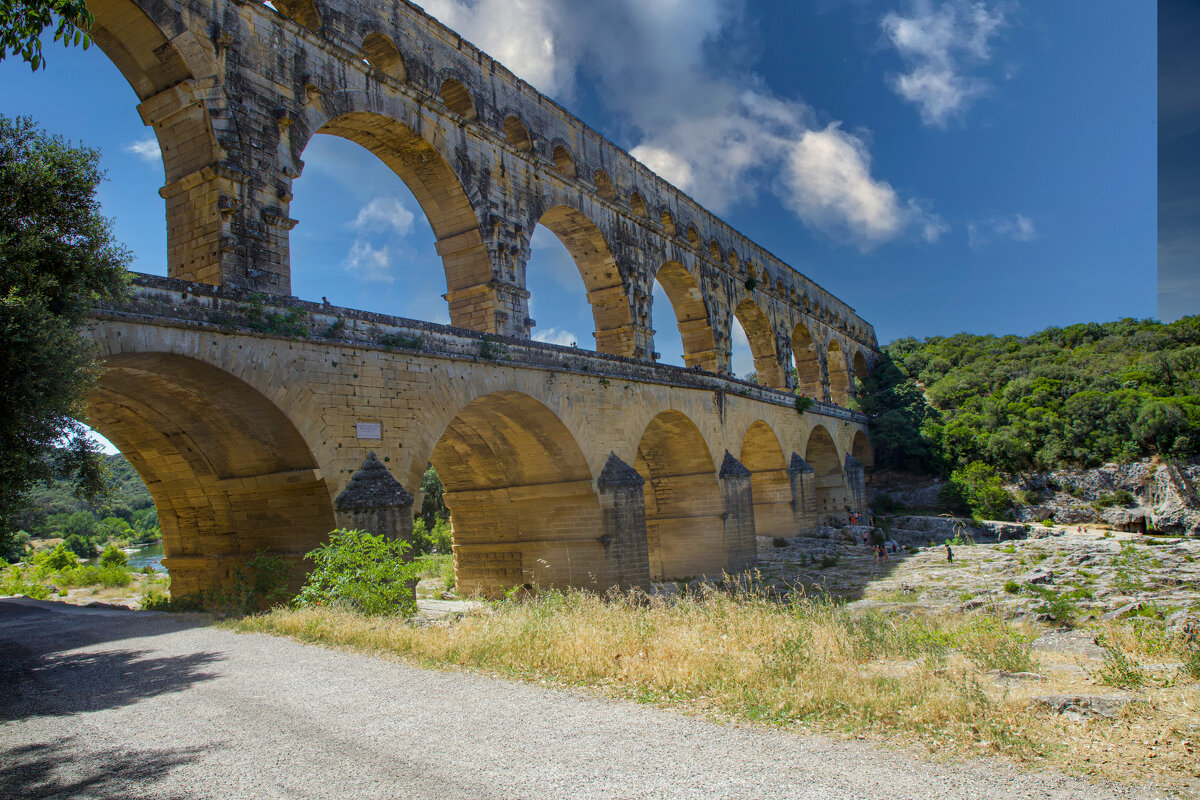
[3,453,158,562]
[863,316,1200,483]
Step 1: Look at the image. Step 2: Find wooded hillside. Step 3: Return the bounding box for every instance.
[862,316,1200,475]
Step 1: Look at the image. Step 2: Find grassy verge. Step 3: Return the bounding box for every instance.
[232,588,1197,790]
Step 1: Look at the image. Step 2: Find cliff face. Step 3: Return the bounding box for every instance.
[867,459,1200,536]
[1014,460,1200,535]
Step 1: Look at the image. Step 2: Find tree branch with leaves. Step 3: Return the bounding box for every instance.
[0,0,93,70]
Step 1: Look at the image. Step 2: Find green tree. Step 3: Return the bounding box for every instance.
[0,115,130,555]
[0,0,94,70]
[944,461,1014,521]
[99,542,127,568]
[419,463,446,528]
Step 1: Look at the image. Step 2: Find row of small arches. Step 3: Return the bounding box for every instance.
[265,0,872,346]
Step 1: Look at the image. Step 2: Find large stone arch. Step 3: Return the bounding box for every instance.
[852,349,870,397]
[635,410,724,580]
[428,391,603,597]
[654,261,719,372]
[734,299,785,388]
[804,425,848,524]
[87,0,198,103]
[86,352,336,597]
[739,420,792,538]
[826,340,851,406]
[792,322,821,397]
[301,110,494,331]
[82,0,224,285]
[534,205,636,356]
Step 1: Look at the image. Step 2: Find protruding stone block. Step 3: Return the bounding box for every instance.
[844,454,867,516]
[596,452,651,591]
[334,451,415,545]
[788,453,818,533]
[719,450,756,572]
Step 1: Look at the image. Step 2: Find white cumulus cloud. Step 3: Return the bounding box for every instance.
[343,240,394,282]
[533,326,578,347]
[350,197,416,235]
[125,138,161,163]
[416,0,941,250]
[784,124,946,249]
[881,0,1009,127]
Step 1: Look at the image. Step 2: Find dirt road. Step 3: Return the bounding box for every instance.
[0,598,1164,800]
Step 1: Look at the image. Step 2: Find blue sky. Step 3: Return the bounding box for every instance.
[0,0,1159,379]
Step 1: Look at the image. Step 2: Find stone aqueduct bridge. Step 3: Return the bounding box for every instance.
[82,0,880,596]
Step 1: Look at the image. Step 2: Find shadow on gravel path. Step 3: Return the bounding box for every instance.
[0,599,224,722]
[0,738,209,800]
[0,647,225,721]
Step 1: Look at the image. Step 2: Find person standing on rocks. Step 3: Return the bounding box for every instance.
[945,542,954,564]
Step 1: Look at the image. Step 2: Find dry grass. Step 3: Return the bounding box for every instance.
[233,588,1200,794]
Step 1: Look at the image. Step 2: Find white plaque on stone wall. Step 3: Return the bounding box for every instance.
[356,422,382,440]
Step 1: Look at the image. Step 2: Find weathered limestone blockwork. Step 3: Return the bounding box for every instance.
[844,455,868,518]
[80,0,885,597]
[718,452,757,573]
[596,454,652,592]
[88,0,879,402]
[788,455,819,534]
[334,451,416,542]
[87,281,872,596]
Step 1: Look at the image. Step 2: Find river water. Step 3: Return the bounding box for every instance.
[91,542,166,572]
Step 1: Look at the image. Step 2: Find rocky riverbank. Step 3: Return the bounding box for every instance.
[870,458,1200,536]
[752,521,1199,634]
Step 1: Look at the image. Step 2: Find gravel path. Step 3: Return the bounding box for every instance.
[0,598,1169,800]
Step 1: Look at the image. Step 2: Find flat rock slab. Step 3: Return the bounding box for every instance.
[1032,694,1150,721]
[1031,630,1108,660]
[0,598,1164,800]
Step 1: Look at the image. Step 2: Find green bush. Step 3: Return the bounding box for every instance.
[63,533,99,559]
[0,565,51,599]
[296,529,424,616]
[35,543,78,570]
[57,564,131,588]
[1003,580,1021,594]
[99,544,128,568]
[140,589,204,612]
[1026,585,1076,625]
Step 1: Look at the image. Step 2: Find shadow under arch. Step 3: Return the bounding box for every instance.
[827,341,850,406]
[740,420,792,538]
[792,322,821,397]
[428,391,602,597]
[310,111,493,330]
[655,261,718,372]
[804,425,847,525]
[635,410,724,580]
[534,205,635,356]
[851,429,874,468]
[734,299,785,388]
[86,353,336,597]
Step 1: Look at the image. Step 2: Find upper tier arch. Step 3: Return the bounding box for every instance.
[75,0,880,368]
